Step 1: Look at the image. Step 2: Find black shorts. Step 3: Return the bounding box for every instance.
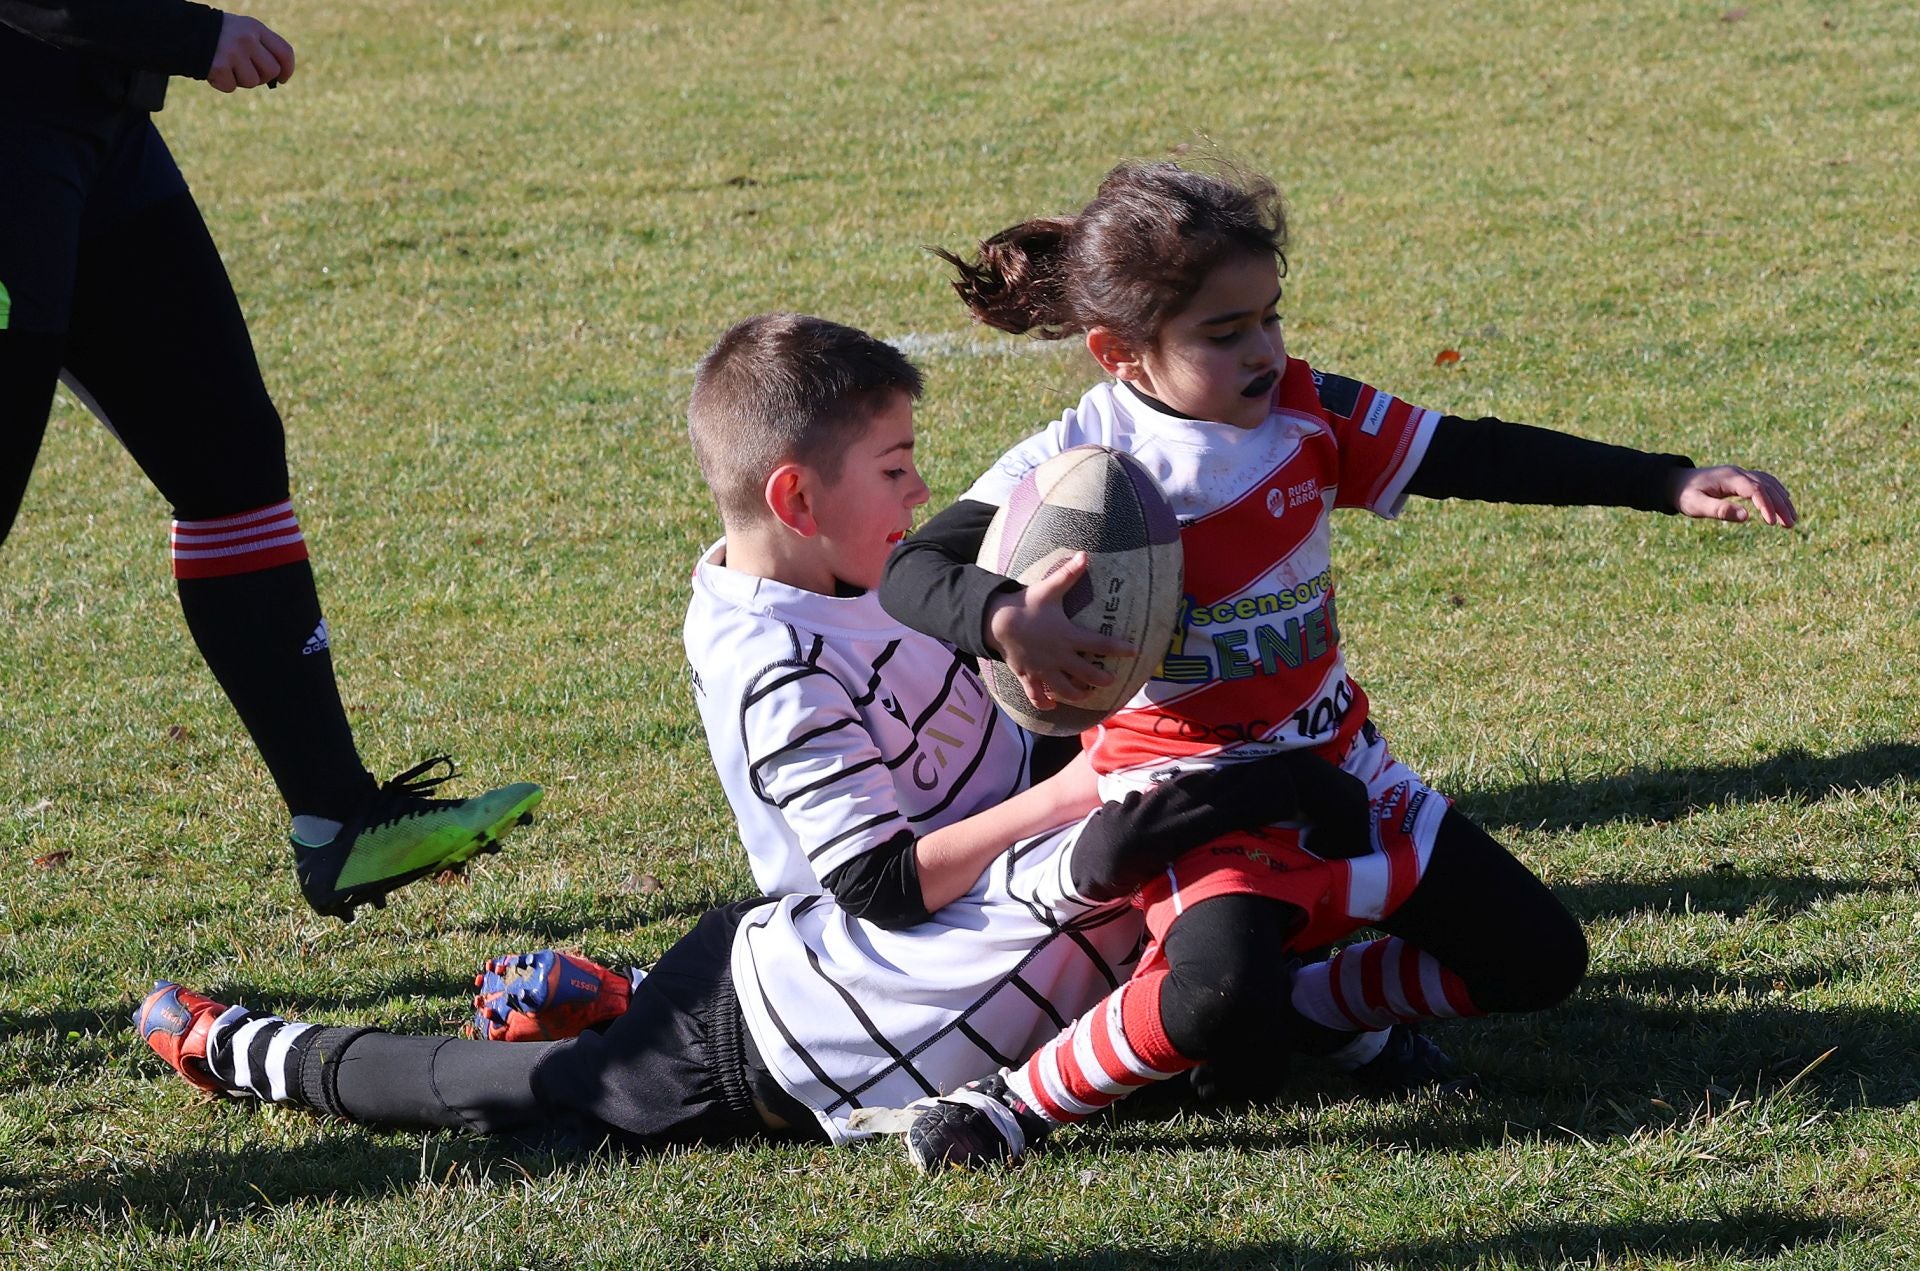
[0,106,187,334]
[531,899,822,1151]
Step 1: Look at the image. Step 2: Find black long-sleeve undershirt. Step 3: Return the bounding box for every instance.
[1404,414,1691,512]
[878,414,1695,656]
[0,0,222,110]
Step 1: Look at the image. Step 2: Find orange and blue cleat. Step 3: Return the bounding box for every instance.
[135,981,247,1095]
[468,950,634,1042]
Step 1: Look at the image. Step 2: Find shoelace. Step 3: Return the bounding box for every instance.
[368,754,462,822]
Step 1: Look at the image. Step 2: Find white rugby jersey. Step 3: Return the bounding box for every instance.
[735,826,1140,1142]
[963,359,1440,786]
[683,542,1141,1141]
[685,540,1033,898]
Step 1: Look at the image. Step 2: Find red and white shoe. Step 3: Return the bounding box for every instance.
[135,981,248,1095]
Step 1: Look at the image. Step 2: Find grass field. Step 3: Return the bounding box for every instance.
[4,0,1919,1265]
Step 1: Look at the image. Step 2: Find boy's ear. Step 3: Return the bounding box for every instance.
[765,462,819,538]
[1087,327,1146,383]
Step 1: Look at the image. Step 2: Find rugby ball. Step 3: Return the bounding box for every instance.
[977,445,1184,736]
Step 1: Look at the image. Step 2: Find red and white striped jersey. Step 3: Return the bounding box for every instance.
[962,358,1440,783]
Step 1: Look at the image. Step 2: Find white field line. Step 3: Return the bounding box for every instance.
[674,329,1053,375]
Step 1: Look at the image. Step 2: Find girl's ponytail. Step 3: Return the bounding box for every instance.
[933,216,1080,338]
[942,159,1286,349]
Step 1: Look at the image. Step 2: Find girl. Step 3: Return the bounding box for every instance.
[878,159,1796,1170]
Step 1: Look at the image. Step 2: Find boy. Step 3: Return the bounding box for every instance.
[137,314,1331,1151]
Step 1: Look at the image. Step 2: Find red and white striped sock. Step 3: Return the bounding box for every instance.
[170,500,309,580]
[1003,971,1198,1125]
[1290,936,1481,1034]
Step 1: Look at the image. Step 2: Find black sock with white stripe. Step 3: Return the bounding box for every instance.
[203,1008,318,1105]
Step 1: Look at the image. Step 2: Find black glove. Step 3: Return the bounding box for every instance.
[1069,749,1372,899]
[1288,750,1374,860]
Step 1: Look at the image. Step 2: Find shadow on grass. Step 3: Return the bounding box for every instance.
[10,981,1898,1237]
[1540,975,1920,1109]
[1455,741,1919,832]
[757,1210,1852,1269]
[1558,868,1899,922]
[0,1133,582,1230]
[446,893,721,945]
[1099,972,1920,1161]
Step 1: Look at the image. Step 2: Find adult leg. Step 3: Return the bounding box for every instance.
[0,113,92,549]
[61,172,374,823]
[0,329,61,548]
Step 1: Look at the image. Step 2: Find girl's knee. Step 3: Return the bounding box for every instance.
[1480,911,1588,1013]
[1157,951,1287,1060]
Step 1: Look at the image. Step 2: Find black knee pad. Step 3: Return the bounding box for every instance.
[1157,895,1302,1059]
[1475,907,1590,1014]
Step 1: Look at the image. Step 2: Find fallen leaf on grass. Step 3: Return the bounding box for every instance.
[623,873,664,896]
[33,850,73,870]
[1434,348,1462,367]
[166,725,191,743]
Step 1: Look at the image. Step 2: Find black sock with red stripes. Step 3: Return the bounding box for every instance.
[173,513,373,821]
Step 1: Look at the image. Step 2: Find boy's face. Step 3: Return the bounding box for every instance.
[1125,251,1286,430]
[811,392,930,591]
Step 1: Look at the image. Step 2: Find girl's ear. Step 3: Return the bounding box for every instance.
[1087,327,1147,383]
[765,463,818,537]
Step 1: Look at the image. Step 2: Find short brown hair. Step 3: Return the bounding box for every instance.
[688,313,924,525]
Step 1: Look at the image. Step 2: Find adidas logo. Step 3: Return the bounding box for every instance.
[301,620,331,656]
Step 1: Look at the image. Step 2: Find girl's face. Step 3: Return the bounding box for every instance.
[1097,252,1285,430]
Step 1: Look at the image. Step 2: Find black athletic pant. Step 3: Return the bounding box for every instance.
[1156,807,1588,1062]
[1,106,372,818]
[307,902,822,1153]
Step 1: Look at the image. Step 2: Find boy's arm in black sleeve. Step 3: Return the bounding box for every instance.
[820,830,930,931]
[0,0,223,76]
[878,499,1017,660]
[1406,415,1695,514]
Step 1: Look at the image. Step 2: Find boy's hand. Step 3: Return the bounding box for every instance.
[206,14,296,92]
[1668,466,1797,528]
[1289,752,1374,859]
[984,552,1136,710]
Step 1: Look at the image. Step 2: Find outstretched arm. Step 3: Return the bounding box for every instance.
[1406,414,1796,526]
